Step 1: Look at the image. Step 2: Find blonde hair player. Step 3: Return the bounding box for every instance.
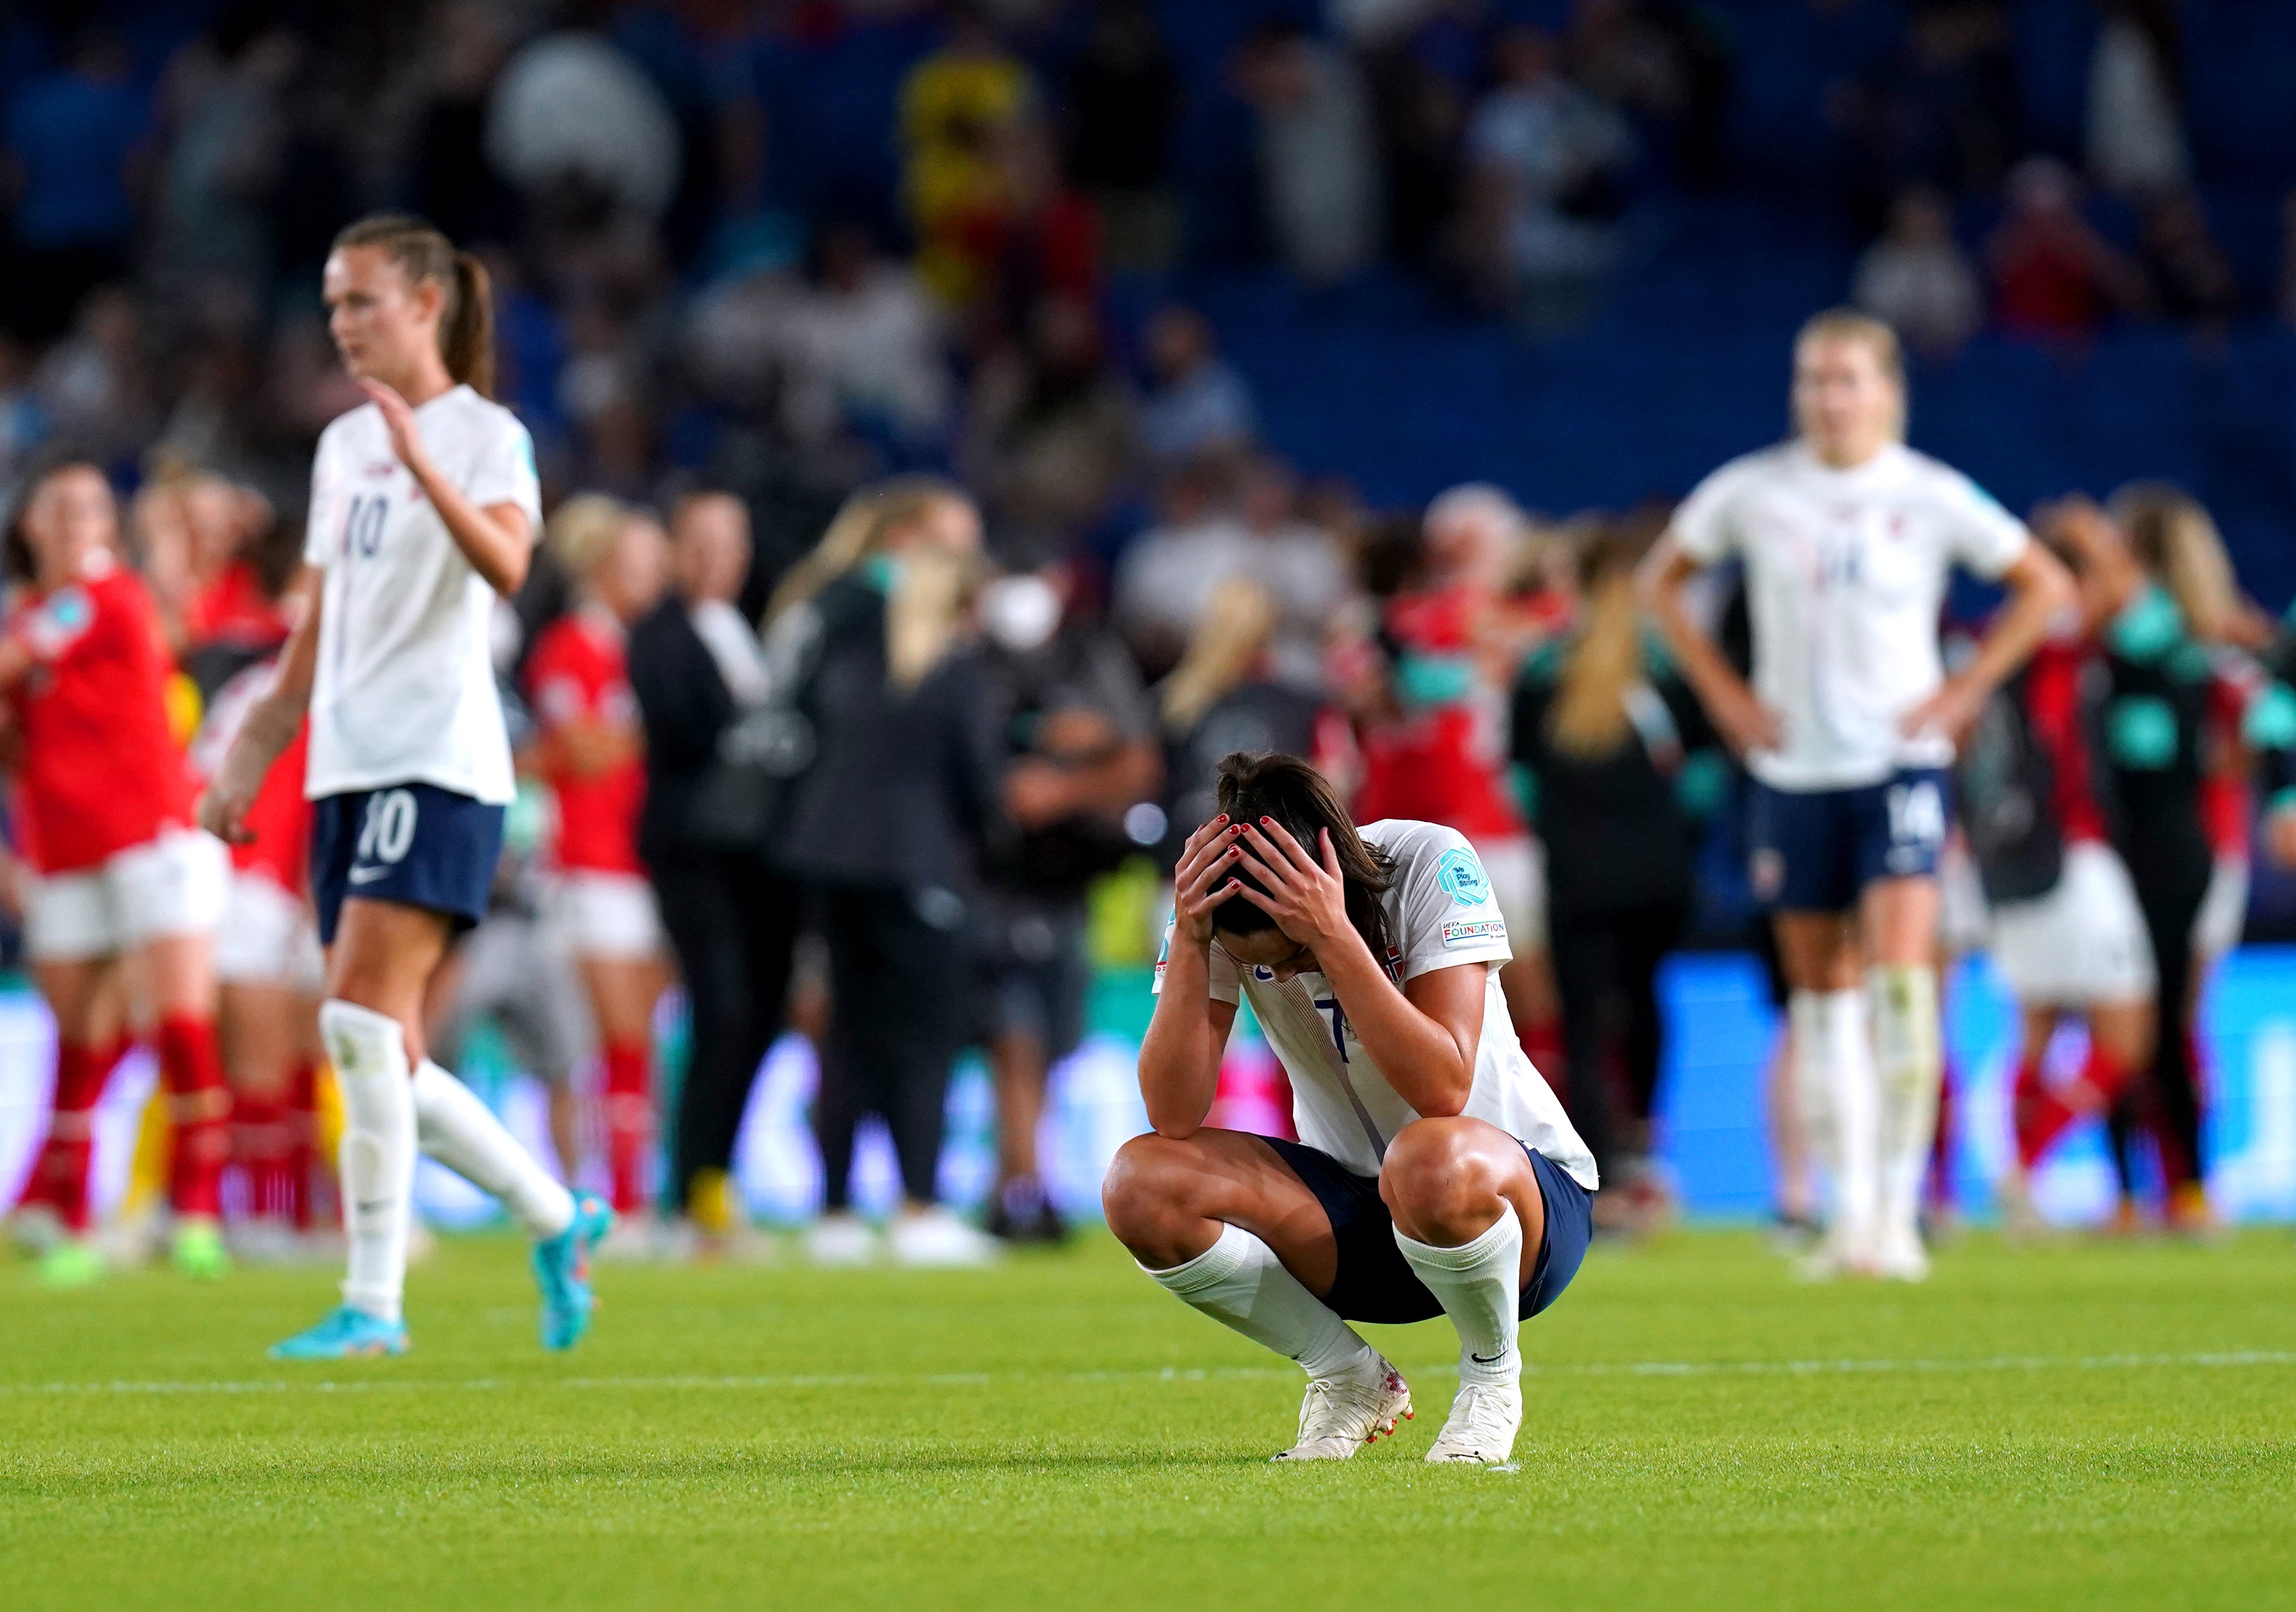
[1643,310,2072,1280]
[201,214,611,1358]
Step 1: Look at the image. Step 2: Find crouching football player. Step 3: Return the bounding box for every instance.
[1103,752,1597,1465]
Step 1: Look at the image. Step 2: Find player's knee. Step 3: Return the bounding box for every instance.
[1100,1134,1194,1251]
[1380,1119,1504,1240]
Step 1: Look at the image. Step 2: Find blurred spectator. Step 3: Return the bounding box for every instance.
[1,29,149,343]
[1357,6,1471,269]
[1232,22,1383,284]
[2086,0,2187,202]
[2139,191,2238,330]
[1114,455,1348,690]
[1886,1,2018,197]
[1137,305,1258,467]
[0,334,51,487]
[487,30,683,224]
[404,3,520,249]
[1457,26,1635,326]
[974,562,1160,1241]
[975,117,1104,337]
[787,222,953,456]
[628,491,800,1243]
[1063,0,1182,272]
[1573,0,1733,193]
[1853,187,1983,362]
[1986,158,2144,340]
[1509,525,1721,1222]
[964,294,1136,563]
[900,4,1038,305]
[766,479,1007,1268]
[155,22,302,300]
[33,285,154,467]
[1154,575,1327,870]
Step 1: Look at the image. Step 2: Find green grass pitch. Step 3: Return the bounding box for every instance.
[5,1227,2293,1610]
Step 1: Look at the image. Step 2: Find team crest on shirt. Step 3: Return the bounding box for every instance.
[23,587,93,659]
[1435,846,1491,907]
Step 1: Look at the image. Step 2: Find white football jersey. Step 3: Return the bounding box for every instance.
[1672,440,2028,791]
[302,385,539,805]
[1155,819,1598,1189]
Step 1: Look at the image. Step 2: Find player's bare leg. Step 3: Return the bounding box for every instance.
[1104,1130,1412,1461]
[1381,1117,1545,1466]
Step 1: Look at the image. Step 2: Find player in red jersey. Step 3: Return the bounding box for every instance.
[1340,489,1558,1068]
[0,462,232,1284]
[525,497,670,1234]
[191,649,326,1255]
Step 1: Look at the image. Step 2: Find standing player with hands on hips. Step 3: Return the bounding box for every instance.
[1643,310,2071,1280]
[1104,752,1596,1467]
[201,214,611,1359]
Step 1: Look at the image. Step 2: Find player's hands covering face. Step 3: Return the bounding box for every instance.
[1170,814,1245,945]
[1232,818,1354,956]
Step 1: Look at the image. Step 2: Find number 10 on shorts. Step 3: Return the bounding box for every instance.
[357,788,418,867]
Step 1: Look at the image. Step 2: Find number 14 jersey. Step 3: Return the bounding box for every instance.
[303,383,540,806]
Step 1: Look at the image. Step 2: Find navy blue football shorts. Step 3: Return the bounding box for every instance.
[1261,1133,1593,1326]
[1747,766,1952,914]
[310,783,506,946]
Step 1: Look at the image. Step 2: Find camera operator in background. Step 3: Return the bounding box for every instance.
[973,560,1161,1243]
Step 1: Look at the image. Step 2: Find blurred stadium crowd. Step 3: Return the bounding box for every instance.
[6,0,2296,1271]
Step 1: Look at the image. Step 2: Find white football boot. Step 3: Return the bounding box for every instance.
[889,1207,1000,1268]
[1425,1379,1523,1466]
[1271,1353,1413,1461]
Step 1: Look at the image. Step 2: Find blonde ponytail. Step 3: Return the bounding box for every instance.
[1159,577,1274,732]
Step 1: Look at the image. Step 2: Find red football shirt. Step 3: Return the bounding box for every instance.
[1350,586,1526,842]
[9,554,194,873]
[2022,636,2108,847]
[188,560,292,651]
[525,609,645,875]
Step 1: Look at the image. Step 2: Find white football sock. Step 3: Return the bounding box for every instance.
[320,1000,416,1324]
[1141,1223,1374,1380]
[412,1060,575,1241]
[1795,988,1878,1251]
[1869,964,1943,1244]
[1395,1201,1523,1388]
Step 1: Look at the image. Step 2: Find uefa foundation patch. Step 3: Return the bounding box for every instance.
[1441,918,1506,948]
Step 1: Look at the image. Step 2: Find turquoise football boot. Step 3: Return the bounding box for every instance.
[268,1304,409,1360]
[533,1191,613,1352]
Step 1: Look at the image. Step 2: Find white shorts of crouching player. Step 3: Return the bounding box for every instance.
[1989,841,2157,1007]
[23,828,229,962]
[545,871,665,961]
[214,870,327,992]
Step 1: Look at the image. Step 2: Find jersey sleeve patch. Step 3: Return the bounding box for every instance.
[1435,845,1493,906]
[1440,917,1507,948]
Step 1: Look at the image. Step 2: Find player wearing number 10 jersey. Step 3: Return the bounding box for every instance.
[202,214,609,1359]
